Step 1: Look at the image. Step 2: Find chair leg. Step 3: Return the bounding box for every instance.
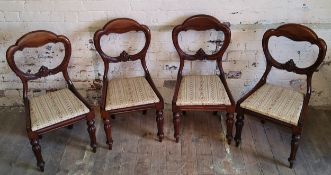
[173,112,180,143]
[226,113,234,144]
[234,112,244,147]
[143,110,147,115]
[182,111,186,116]
[156,110,164,142]
[110,114,116,119]
[102,112,113,150]
[213,111,218,115]
[288,128,301,168]
[86,113,97,153]
[29,137,45,172]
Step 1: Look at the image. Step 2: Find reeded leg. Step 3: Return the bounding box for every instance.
[156,110,164,142]
[143,110,147,115]
[288,131,301,168]
[234,112,244,147]
[30,137,45,172]
[67,124,74,129]
[102,112,113,150]
[226,113,234,144]
[87,118,97,153]
[173,112,180,143]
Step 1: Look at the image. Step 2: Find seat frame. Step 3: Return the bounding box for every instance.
[6,30,97,172]
[171,15,236,143]
[94,18,164,150]
[234,24,327,168]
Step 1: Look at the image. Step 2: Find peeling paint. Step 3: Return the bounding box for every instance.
[227,71,242,79]
[164,65,177,70]
[163,80,176,89]
[289,79,305,90]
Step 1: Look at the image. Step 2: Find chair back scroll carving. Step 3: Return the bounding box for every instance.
[262,24,327,75]
[172,14,231,61]
[94,18,161,110]
[93,18,150,63]
[6,30,73,100]
[260,24,327,98]
[172,14,235,107]
[237,24,327,125]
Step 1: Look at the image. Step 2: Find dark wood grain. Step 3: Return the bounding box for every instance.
[234,23,327,168]
[6,30,97,172]
[93,18,165,149]
[0,106,330,174]
[171,14,236,144]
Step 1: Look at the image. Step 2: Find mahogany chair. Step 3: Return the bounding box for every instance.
[234,24,327,168]
[6,31,97,171]
[172,15,236,143]
[94,18,164,149]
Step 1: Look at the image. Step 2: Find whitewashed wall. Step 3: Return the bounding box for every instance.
[0,0,330,107]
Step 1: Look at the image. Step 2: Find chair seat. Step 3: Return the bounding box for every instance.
[241,84,304,126]
[30,88,90,131]
[176,75,231,106]
[105,76,159,111]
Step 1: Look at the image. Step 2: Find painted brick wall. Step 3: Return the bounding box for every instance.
[0,0,330,107]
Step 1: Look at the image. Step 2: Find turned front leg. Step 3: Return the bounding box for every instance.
[30,137,45,172]
[226,113,234,144]
[156,110,164,142]
[288,129,301,168]
[102,112,113,150]
[234,112,244,147]
[173,112,180,143]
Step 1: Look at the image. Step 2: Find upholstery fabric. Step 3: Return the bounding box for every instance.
[30,88,89,131]
[176,75,231,106]
[240,84,304,126]
[105,76,159,110]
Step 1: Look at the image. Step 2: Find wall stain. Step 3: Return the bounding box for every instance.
[91,79,102,90]
[227,71,242,79]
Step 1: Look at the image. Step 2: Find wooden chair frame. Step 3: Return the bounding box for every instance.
[234,24,327,168]
[6,30,97,172]
[94,18,164,150]
[171,15,236,143]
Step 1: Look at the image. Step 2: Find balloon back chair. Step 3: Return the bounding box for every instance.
[171,15,236,143]
[6,30,97,171]
[94,18,164,150]
[234,24,327,168]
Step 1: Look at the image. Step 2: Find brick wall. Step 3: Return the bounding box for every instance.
[0,0,330,107]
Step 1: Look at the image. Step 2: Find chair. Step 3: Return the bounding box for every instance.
[94,18,164,149]
[234,24,327,168]
[6,31,97,171]
[172,15,236,143]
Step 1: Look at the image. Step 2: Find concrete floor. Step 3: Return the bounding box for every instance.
[0,87,330,175]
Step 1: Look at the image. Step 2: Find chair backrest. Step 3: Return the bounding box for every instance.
[172,14,231,61]
[171,15,235,106]
[94,18,158,109]
[262,24,327,75]
[6,30,72,99]
[261,24,327,96]
[94,18,150,63]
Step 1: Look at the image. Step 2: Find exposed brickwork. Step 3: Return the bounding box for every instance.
[0,0,330,106]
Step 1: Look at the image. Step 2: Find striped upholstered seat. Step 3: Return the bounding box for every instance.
[105,76,159,110]
[30,88,90,131]
[176,75,231,106]
[240,84,304,126]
